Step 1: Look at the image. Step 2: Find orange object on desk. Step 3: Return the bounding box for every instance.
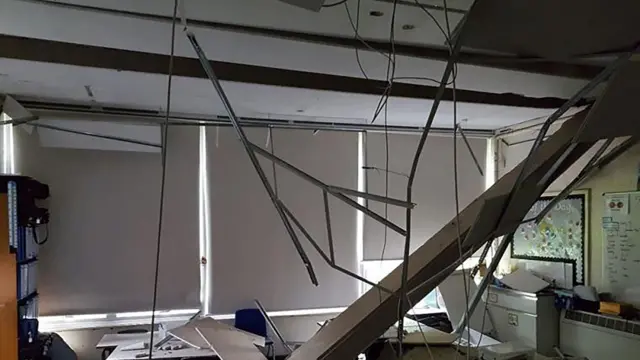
[599,301,633,317]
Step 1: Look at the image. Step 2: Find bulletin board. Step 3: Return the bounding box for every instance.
[511,190,589,285]
[602,191,640,304]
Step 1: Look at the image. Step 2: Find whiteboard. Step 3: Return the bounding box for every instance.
[602,191,640,306]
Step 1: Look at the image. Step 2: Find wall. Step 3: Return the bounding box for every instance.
[498,127,640,290]
[576,143,640,289]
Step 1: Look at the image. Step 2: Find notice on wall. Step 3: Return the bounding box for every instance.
[604,193,630,215]
[602,192,640,305]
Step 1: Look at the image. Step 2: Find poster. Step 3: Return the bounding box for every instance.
[512,193,587,284]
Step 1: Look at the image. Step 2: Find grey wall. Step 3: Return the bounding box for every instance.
[364,133,486,260]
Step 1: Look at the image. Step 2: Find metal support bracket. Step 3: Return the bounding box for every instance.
[185,29,318,286]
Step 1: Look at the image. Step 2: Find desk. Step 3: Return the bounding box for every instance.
[97,332,159,349]
[106,344,216,360]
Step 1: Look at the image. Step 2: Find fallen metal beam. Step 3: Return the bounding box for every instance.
[457,124,485,177]
[279,199,393,294]
[399,0,480,345]
[30,122,161,148]
[186,29,318,286]
[327,185,414,209]
[502,52,632,226]
[453,233,513,334]
[535,137,637,223]
[250,143,407,236]
[253,299,293,355]
[0,115,39,126]
[288,112,596,360]
[323,190,336,264]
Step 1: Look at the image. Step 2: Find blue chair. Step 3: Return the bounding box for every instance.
[235,308,274,358]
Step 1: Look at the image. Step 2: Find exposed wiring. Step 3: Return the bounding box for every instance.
[474,285,491,349]
[406,295,436,360]
[343,2,393,62]
[443,0,471,357]
[412,0,458,81]
[32,224,49,246]
[322,0,348,7]
[344,0,385,80]
[148,1,178,358]
[378,99,391,304]
[362,166,409,179]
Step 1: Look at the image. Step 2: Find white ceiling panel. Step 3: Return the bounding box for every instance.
[0,0,587,99]
[0,58,575,130]
[38,0,470,46]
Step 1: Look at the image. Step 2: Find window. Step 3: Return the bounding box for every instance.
[359,260,439,311]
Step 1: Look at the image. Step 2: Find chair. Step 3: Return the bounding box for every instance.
[234,308,274,359]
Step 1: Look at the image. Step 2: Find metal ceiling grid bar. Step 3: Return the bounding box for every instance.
[533,137,637,224]
[278,199,394,294]
[29,122,162,148]
[497,51,635,231]
[185,29,319,286]
[249,143,407,236]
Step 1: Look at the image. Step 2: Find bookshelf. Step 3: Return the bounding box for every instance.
[0,190,18,359]
[1,176,48,359]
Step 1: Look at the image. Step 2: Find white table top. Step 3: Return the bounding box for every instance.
[106,344,215,360]
[96,332,161,348]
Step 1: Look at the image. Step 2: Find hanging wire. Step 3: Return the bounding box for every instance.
[441,0,472,357]
[362,166,409,179]
[148,1,178,358]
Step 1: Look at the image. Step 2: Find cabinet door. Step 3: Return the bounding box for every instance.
[489,306,537,348]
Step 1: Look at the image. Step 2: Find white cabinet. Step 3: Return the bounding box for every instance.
[486,286,559,357]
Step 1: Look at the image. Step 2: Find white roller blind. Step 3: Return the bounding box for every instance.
[32,126,200,315]
[207,128,359,313]
[364,133,486,260]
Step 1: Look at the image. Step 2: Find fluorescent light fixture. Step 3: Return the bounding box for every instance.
[356,132,365,294]
[485,138,496,190]
[71,314,109,321]
[115,309,200,319]
[266,307,348,317]
[199,126,213,315]
[2,114,15,174]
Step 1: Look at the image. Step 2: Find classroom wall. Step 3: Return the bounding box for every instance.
[577,143,640,289]
[498,130,640,290]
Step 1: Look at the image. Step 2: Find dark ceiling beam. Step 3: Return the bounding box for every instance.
[0,35,586,109]
[19,0,601,79]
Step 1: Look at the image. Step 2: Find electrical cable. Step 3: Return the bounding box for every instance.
[148,1,178,358]
[344,0,380,80]
[406,295,435,360]
[411,0,458,82]
[32,224,49,246]
[474,285,491,350]
[362,166,409,179]
[322,0,348,7]
[442,0,471,357]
